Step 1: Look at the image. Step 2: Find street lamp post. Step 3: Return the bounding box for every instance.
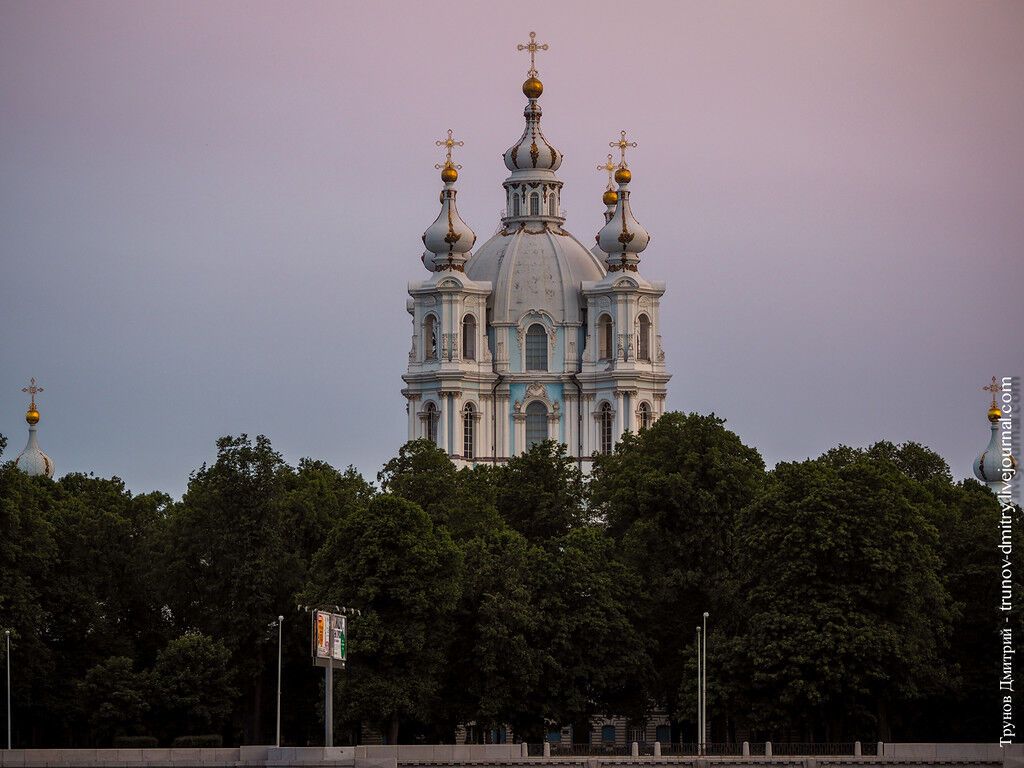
[5,630,11,750]
[702,612,709,750]
[695,626,701,752]
[276,616,284,747]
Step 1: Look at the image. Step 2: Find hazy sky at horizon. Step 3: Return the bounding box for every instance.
[2,0,1022,498]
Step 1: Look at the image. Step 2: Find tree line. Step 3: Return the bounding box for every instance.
[0,413,1017,746]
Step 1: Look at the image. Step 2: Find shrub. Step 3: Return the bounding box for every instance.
[171,734,223,747]
[113,736,159,748]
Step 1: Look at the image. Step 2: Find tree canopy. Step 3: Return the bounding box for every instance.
[0,421,1014,746]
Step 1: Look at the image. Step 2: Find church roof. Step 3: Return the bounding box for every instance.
[466,226,605,324]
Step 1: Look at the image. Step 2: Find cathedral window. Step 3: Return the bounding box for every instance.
[463,402,475,459]
[525,323,548,371]
[424,401,438,444]
[526,401,547,448]
[462,315,476,360]
[599,401,613,454]
[548,194,556,217]
[638,314,651,361]
[512,194,520,217]
[424,315,437,360]
[530,193,540,216]
[638,401,652,430]
[598,314,613,360]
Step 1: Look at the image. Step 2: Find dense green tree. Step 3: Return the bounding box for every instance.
[493,441,585,542]
[305,494,462,744]
[0,462,57,746]
[589,412,765,725]
[75,657,150,745]
[151,633,237,741]
[161,435,302,743]
[539,525,650,731]
[441,527,548,739]
[735,448,953,740]
[378,440,501,539]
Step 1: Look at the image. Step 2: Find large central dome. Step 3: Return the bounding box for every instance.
[466,226,605,323]
[464,62,605,324]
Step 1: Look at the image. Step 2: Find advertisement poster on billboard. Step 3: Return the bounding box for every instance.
[314,611,331,659]
[312,610,346,665]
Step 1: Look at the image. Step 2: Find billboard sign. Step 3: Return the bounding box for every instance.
[312,610,347,665]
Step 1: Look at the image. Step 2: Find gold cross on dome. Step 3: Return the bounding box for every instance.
[610,130,637,167]
[982,375,1002,406]
[435,129,464,170]
[21,376,43,408]
[517,31,548,77]
[597,154,617,188]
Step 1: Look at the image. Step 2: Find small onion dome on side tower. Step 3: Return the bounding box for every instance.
[503,33,562,173]
[421,129,476,273]
[597,130,651,272]
[974,376,1016,490]
[598,154,618,223]
[14,377,54,478]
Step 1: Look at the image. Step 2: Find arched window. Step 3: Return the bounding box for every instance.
[548,195,557,217]
[424,315,437,360]
[462,315,476,360]
[638,401,652,430]
[424,401,438,444]
[512,193,520,217]
[638,314,651,361]
[599,401,613,454]
[463,402,475,459]
[526,401,547,448]
[525,323,548,371]
[598,314,613,360]
[530,193,540,216]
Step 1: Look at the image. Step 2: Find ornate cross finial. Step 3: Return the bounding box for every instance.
[597,153,617,188]
[434,129,464,170]
[610,130,638,168]
[517,31,548,77]
[983,375,1002,407]
[21,376,43,408]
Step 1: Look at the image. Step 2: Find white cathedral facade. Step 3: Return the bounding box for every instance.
[402,43,671,467]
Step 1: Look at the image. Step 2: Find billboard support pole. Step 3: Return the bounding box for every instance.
[325,656,333,748]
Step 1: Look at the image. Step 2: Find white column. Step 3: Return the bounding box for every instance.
[615,390,625,438]
[438,394,449,452]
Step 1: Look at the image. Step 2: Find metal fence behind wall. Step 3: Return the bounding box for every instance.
[528,741,877,758]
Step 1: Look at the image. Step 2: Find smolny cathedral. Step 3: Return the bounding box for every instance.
[401,34,670,467]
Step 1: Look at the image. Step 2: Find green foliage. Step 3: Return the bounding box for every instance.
[735,446,953,739]
[76,657,150,745]
[151,633,237,740]
[112,736,158,747]
[0,425,1011,745]
[493,440,586,541]
[441,527,548,736]
[589,412,765,716]
[304,494,463,743]
[171,734,224,747]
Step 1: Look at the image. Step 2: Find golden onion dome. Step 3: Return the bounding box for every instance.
[522,76,543,99]
[26,408,40,425]
[440,163,458,183]
[614,166,632,184]
[603,188,618,206]
[989,406,1002,422]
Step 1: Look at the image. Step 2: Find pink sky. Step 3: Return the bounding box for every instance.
[1,0,1022,495]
